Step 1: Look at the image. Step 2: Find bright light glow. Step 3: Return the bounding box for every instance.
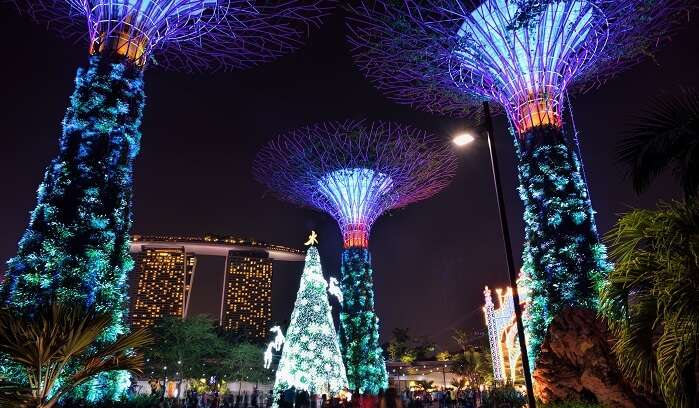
[453,0,606,132]
[273,246,348,395]
[317,168,393,248]
[82,0,221,65]
[264,326,285,369]
[483,273,529,383]
[452,133,476,147]
[328,277,343,303]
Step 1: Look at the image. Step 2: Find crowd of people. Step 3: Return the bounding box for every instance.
[275,386,488,408]
[159,386,489,408]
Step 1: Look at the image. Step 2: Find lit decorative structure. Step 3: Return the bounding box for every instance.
[272,238,347,397]
[254,120,457,393]
[1,1,327,398]
[483,277,529,383]
[264,326,286,370]
[347,0,691,363]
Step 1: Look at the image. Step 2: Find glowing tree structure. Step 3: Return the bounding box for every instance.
[483,275,529,383]
[273,239,347,397]
[347,0,691,363]
[1,0,328,399]
[254,120,457,394]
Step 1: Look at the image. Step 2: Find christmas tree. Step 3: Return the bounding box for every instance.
[273,233,347,397]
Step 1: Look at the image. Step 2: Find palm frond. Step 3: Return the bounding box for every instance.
[0,303,152,408]
[617,88,699,198]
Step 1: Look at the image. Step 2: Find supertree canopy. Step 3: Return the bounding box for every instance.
[347,0,692,364]
[1,0,329,400]
[254,120,457,393]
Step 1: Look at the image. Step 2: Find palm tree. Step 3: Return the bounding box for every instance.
[617,88,699,199]
[0,303,152,408]
[450,377,468,391]
[601,201,699,408]
[415,380,434,393]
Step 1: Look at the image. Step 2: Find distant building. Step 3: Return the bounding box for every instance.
[130,246,197,329]
[129,234,303,338]
[220,250,273,339]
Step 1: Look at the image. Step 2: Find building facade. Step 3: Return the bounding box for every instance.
[220,250,273,339]
[129,234,303,337]
[130,246,197,329]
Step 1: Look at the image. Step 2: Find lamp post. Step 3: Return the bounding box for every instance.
[452,101,536,408]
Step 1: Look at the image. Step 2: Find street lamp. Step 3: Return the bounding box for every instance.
[452,101,536,408]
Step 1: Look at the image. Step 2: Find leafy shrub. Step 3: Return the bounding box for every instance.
[482,385,527,408]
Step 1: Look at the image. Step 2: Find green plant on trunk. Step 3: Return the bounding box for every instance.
[0,303,151,408]
[601,201,698,408]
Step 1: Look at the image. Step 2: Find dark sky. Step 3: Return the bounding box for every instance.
[1,7,697,351]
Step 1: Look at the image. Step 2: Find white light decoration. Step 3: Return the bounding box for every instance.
[328,277,343,303]
[483,273,529,383]
[264,326,286,370]
[272,244,348,397]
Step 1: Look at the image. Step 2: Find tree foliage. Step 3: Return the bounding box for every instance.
[617,88,699,199]
[144,315,267,388]
[385,328,435,363]
[0,303,151,408]
[601,201,699,408]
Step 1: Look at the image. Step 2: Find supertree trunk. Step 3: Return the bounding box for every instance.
[339,247,388,394]
[0,55,144,398]
[515,124,611,364]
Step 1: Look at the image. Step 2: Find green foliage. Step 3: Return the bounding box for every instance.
[601,201,699,408]
[482,384,526,408]
[0,303,152,408]
[338,247,387,394]
[145,315,223,379]
[516,125,611,364]
[449,377,467,391]
[415,380,434,392]
[617,88,699,199]
[451,347,492,385]
[386,328,435,363]
[274,246,347,395]
[145,315,267,386]
[0,55,146,399]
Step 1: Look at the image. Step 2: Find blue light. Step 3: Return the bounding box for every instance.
[453,0,603,128]
[317,168,393,246]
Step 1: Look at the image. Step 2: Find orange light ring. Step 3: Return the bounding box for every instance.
[342,224,370,249]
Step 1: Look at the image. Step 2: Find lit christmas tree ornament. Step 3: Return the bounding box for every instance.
[273,235,348,397]
[347,0,691,364]
[1,0,329,399]
[254,120,457,393]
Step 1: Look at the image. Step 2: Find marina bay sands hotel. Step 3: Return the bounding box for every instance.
[128,234,304,340]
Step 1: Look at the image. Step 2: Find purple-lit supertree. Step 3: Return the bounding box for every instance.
[1,0,328,399]
[254,120,457,394]
[346,0,692,365]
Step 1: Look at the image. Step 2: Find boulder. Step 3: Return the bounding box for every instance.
[533,307,659,407]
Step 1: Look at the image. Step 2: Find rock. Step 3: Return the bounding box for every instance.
[533,307,660,407]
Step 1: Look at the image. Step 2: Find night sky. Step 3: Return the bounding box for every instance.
[1,7,697,351]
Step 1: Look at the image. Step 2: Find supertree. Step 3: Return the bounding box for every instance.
[346,0,692,364]
[254,120,457,394]
[0,0,329,399]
